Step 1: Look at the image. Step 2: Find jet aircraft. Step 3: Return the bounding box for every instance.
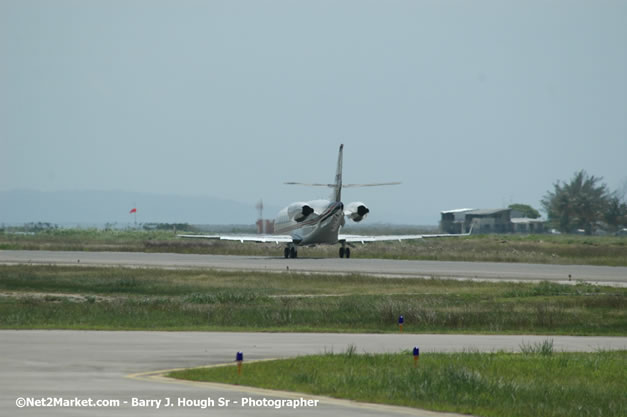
[180,144,470,258]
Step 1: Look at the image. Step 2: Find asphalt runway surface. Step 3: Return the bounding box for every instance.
[2,331,626,417]
[1,250,626,286]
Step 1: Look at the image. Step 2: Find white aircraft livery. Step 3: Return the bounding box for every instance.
[180,144,470,258]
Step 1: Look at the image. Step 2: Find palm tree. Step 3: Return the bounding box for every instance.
[542,170,610,234]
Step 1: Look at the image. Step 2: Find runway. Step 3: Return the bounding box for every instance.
[1,250,626,286]
[2,331,626,417]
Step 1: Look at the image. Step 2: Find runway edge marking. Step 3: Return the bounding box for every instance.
[126,360,474,417]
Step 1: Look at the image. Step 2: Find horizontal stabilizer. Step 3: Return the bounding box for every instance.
[342,182,401,188]
[285,182,401,188]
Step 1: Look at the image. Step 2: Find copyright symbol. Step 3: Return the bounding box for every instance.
[16,397,26,408]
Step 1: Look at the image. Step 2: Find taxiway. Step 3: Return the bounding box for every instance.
[2,331,626,417]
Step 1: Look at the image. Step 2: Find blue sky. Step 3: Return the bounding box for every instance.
[2,1,626,224]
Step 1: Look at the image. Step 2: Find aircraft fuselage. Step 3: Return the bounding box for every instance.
[274,200,345,246]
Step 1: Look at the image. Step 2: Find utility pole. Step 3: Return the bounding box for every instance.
[256,199,264,234]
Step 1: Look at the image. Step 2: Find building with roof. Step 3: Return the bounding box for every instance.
[511,217,545,233]
[464,208,513,234]
[441,208,543,234]
[440,208,475,234]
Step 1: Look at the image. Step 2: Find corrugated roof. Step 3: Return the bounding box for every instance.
[466,208,510,216]
[440,208,475,214]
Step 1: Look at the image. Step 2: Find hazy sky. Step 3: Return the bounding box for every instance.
[2,1,626,224]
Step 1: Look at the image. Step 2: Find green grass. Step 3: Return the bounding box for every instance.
[169,349,627,417]
[1,265,625,334]
[1,228,626,265]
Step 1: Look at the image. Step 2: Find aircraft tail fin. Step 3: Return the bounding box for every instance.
[283,144,343,202]
[284,144,400,201]
[332,144,344,202]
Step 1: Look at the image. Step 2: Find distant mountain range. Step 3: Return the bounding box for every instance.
[0,190,278,226]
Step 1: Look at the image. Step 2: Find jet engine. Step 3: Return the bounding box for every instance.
[287,202,315,222]
[344,202,370,222]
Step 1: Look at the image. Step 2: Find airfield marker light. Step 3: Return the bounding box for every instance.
[413,347,420,367]
[236,351,243,375]
[398,315,404,332]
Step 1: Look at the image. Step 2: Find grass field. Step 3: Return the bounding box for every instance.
[169,348,627,417]
[1,228,626,265]
[1,265,624,334]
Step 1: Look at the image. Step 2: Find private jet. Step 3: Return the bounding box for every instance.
[180,144,470,258]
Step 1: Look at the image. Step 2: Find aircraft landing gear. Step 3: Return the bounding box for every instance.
[284,246,298,259]
[339,246,351,258]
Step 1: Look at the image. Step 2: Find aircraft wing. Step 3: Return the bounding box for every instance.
[339,230,472,244]
[178,234,293,244]
[339,234,424,243]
